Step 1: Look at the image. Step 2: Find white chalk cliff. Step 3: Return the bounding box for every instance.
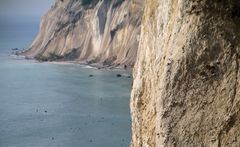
[24,0,144,68]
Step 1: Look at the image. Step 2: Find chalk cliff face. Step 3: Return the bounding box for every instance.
[131,0,240,146]
[24,0,144,68]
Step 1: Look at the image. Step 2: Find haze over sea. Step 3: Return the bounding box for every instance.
[0,1,132,147]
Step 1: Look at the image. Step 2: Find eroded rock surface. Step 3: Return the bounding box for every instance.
[131,0,240,146]
[23,0,144,68]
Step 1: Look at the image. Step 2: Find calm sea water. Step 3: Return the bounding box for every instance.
[0,19,132,147]
[0,18,40,54]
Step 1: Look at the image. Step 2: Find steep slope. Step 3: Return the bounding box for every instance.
[131,0,240,146]
[23,0,144,68]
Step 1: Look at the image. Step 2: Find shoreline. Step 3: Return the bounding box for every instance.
[10,54,133,74]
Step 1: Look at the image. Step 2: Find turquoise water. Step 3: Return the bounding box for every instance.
[0,18,132,147]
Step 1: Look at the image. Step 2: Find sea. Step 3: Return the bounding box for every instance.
[0,18,132,147]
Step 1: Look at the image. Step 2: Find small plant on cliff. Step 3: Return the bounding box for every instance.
[48,52,63,61]
[35,54,49,62]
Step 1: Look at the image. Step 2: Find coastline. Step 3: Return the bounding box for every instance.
[11,53,133,74]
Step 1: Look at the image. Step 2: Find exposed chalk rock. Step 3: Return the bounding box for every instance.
[131,0,240,146]
[23,0,144,68]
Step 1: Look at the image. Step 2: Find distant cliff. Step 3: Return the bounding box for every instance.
[23,0,144,68]
[131,0,240,146]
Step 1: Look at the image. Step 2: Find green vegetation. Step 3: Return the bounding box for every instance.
[35,53,62,62]
[103,56,117,66]
[87,57,100,64]
[35,49,79,62]
[35,54,49,62]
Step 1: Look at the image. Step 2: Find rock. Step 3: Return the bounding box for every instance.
[14,52,20,56]
[131,0,240,147]
[11,48,18,51]
[25,56,32,60]
[116,74,122,77]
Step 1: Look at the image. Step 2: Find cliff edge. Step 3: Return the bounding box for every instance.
[131,0,240,146]
[23,0,144,68]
